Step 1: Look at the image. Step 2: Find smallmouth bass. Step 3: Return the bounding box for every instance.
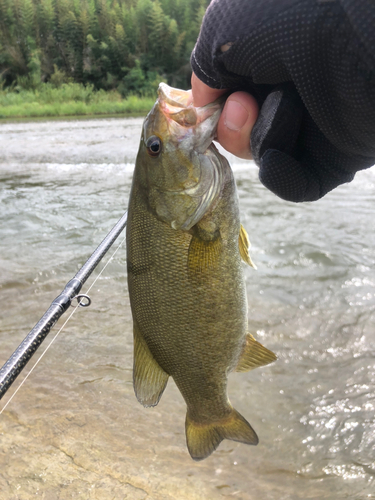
[126,84,276,461]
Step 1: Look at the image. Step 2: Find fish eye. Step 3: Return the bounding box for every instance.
[146,136,162,157]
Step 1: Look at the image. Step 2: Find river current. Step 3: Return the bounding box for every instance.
[0,117,374,500]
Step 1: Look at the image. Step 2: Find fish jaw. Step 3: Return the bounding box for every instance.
[157,83,191,108]
[156,82,224,154]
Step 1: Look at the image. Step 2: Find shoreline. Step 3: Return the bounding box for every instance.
[0,84,155,123]
[0,111,147,124]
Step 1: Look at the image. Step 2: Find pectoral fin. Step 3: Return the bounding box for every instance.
[239,224,257,269]
[236,333,277,372]
[133,323,169,407]
[188,234,222,275]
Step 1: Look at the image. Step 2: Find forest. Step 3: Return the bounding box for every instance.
[0,0,209,95]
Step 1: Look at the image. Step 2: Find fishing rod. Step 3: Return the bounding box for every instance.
[0,210,128,402]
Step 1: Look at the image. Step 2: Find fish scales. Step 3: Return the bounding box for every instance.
[128,167,245,406]
[126,84,276,461]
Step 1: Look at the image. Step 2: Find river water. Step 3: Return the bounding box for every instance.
[0,117,374,500]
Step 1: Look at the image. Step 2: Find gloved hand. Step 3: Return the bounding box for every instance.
[250,84,359,202]
[191,0,375,202]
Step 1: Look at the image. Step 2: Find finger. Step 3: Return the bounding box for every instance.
[191,72,227,107]
[216,92,259,159]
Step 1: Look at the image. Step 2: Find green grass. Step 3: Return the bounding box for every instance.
[0,83,155,119]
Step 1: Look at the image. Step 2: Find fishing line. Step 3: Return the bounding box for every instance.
[0,233,126,416]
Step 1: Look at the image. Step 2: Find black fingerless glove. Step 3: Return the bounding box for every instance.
[191,0,375,202]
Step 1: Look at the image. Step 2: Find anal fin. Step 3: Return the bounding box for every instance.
[236,333,277,372]
[133,323,169,407]
[239,224,257,269]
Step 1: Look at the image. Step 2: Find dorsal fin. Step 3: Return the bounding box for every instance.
[236,333,277,372]
[239,224,257,269]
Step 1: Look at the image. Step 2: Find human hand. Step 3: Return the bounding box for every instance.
[190,0,375,202]
[191,72,258,160]
[191,75,351,202]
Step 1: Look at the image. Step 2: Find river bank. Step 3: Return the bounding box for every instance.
[0,83,154,120]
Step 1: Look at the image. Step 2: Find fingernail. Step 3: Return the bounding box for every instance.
[224,100,249,131]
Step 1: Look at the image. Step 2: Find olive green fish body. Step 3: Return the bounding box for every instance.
[127,84,276,461]
[128,150,245,414]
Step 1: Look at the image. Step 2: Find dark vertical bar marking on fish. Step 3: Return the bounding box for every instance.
[0,210,128,401]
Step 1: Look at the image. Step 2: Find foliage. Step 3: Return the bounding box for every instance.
[0,82,155,118]
[0,0,209,95]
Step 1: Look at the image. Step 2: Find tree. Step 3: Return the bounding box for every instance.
[0,0,210,93]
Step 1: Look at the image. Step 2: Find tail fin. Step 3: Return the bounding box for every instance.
[185,409,258,461]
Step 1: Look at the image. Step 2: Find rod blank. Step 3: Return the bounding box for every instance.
[0,211,128,401]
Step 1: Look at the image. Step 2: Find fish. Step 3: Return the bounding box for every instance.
[126,83,276,461]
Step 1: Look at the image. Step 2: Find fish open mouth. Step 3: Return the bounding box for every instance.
[158,83,192,108]
[158,83,224,132]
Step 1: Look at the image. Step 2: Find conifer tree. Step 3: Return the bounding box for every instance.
[0,0,210,93]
